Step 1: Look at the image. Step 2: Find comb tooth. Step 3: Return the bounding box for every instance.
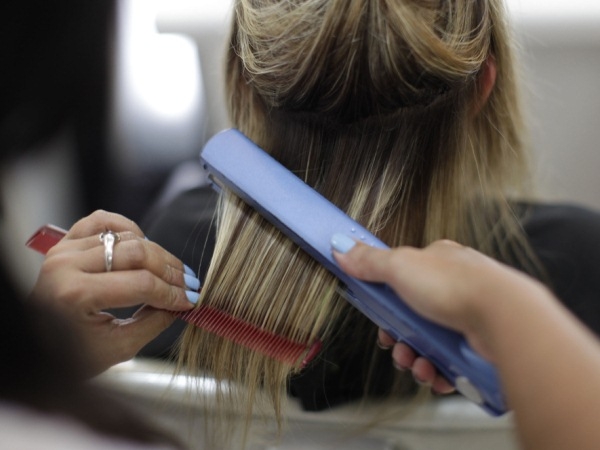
[280,340,296,360]
[175,306,321,367]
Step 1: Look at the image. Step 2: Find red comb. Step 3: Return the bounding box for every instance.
[25,224,69,254]
[176,306,322,367]
[26,224,322,368]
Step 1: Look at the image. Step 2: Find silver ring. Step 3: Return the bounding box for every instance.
[99,231,120,272]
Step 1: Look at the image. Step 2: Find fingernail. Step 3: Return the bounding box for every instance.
[392,360,409,372]
[186,290,199,305]
[184,273,201,291]
[413,375,431,387]
[376,338,392,350]
[432,387,456,396]
[184,264,196,277]
[331,233,356,254]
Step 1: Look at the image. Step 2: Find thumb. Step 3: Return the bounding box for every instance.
[330,233,421,295]
[330,234,466,332]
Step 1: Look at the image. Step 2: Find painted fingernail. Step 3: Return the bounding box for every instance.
[184,264,196,277]
[184,273,201,291]
[186,290,200,305]
[331,234,356,254]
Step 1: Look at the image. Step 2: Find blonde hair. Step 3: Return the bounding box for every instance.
[177,0,532,447]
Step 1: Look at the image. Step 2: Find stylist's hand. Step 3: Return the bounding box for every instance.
[30,210,200,376]
[331,235,536,394]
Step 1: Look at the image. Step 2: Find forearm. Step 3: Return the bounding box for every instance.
[478,284,600,450]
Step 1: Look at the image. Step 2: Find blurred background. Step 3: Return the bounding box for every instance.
[2,0,599,292]
[2,1,598,449]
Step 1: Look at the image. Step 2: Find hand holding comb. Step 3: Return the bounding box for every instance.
[25,224,322,368]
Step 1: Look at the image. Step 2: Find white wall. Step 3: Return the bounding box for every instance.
[508,0,600,209]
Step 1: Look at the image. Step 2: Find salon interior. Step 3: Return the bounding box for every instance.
[2,0,600,449]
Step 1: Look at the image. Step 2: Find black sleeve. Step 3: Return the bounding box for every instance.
[523,203,600,334]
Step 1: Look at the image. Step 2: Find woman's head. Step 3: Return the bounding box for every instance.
[226,0,526,244]
[232,0,494,117]
[178,0,529,447]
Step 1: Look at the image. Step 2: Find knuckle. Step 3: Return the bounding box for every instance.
[135,271,157,296]
[123,239,148,268]
[132,268,182,310]
[69,210,110,236]
[37,257,84,304]
[59,282,87,305]
[163,264,180,287]
[37,255,61,277]
[89,209,110,221]
[165,286,182,309]
[47,282,90,316]
[87,210,112,229]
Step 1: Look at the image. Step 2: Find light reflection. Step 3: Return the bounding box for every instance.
[506,0,600,19]
[118,0,201,123]
[109,368,218,394]
[102,363,223,406]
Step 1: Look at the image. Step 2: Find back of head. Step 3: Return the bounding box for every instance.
[177,0,529,447]
[226,0,526,243]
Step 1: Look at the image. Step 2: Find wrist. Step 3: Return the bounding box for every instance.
[462,271,554,363]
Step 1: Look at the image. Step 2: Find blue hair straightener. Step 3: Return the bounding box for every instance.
[200,128,507,416]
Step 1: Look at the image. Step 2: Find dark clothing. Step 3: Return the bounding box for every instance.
[521,203,600,333]
[142,186,600,410]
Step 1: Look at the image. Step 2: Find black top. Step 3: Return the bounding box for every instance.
[521,203,600,332]
[141,187,600,410]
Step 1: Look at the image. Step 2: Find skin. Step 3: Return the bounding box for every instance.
[333,239,600,450]
[29,210,197,376]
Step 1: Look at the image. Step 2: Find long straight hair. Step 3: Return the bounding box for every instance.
[177,0,533,447]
